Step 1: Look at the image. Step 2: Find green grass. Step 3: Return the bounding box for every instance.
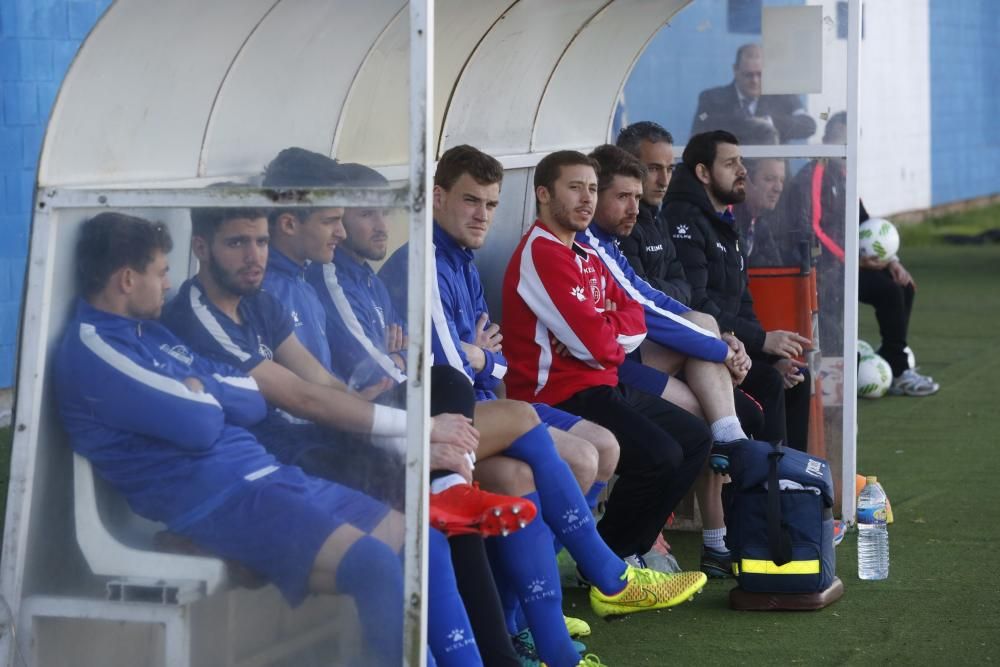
[564,241,1000,665]
[898,202,1000,247]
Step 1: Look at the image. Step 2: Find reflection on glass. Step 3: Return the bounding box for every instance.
[619,0,848,147]
[691,43,817,144]
[54,184,409,663]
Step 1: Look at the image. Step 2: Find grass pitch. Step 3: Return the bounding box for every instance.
[563,240,1000,666]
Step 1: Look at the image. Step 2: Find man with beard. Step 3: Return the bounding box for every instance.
[665,130,812,451]
[502,150,713,594]
[580,144,771,577]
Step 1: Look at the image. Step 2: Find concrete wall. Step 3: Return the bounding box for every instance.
[857,0,931,217]
[0,0,112,388]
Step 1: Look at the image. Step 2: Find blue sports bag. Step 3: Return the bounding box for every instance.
[724,441,836,594]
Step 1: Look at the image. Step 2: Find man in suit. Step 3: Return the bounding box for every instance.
[691,43,816,145]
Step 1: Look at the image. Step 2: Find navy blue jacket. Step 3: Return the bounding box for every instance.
[262,248,333,373]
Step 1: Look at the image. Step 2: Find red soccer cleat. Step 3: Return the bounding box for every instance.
[430,483,538,538]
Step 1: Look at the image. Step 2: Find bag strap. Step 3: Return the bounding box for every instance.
[767,443,793,566]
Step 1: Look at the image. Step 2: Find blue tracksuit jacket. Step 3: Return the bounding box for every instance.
[579,224,730,363]
[262,248,333,373]
[54,299,276,531]
[306,251,407,389]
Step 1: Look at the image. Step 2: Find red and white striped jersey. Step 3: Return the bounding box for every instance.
[501,220,647,406]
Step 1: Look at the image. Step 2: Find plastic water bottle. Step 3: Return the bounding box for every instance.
[857,476,889,580]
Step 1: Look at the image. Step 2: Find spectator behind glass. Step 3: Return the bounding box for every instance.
[691,43,816,145]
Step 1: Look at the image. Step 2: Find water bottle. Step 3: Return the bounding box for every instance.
[857,476,889,580]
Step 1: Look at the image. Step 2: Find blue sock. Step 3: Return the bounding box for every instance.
[428,529,482,667]
[505,424,626,594]
[335,536,403,667]
[490,492,580,667]
[585,481,607,512]
[485,540,524,635]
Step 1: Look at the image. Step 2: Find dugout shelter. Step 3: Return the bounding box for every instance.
[0,1,863,664]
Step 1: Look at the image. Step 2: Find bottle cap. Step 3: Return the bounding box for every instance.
[866,475,878,484]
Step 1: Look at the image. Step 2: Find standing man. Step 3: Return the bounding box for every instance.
[664,130,812,450]
[691,43,816,144]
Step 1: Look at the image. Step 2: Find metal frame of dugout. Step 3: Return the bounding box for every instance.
[0,1,863,665]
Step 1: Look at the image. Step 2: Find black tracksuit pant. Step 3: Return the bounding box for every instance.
[859,267,915,377]
[556,383,711,558]
[740,361,811,452]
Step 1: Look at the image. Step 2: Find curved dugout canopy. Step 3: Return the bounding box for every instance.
[41,0,689,185]
[7,1,862,664]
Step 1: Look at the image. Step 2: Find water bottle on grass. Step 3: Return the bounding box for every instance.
[857,476,889,580]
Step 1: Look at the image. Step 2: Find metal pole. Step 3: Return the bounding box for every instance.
[404,0,433,665]
[841,0,863,526]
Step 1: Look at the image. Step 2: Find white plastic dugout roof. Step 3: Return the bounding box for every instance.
[4,1,862,665]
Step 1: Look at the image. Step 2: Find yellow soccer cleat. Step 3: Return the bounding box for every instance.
[589,566,707,619]
[577,655,608,666]
[564,614,591,638]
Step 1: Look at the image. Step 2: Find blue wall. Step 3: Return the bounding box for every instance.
[0,0,111,386]
[929,0,1000,206]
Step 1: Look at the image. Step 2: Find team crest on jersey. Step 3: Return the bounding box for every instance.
[674,224,690,239]
[571,286,586,301]
[160,344,194,366]
[257,336,274,360]
[589,278,601,304]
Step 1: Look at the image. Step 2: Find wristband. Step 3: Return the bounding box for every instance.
[371,404,407,437]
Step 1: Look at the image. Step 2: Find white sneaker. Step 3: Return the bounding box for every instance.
[887,368,940,396]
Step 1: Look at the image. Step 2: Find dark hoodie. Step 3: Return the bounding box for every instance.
[618,200,692,306]
[662,163,767,355]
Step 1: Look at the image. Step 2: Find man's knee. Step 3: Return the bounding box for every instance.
[575,421,620,478]
[551,427,599,490]
[684,310,720,335]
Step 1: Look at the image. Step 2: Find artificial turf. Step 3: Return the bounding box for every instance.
[563,241,1000,665]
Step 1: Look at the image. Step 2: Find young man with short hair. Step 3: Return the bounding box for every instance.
[56,212,414,666]
[502,149,715,585]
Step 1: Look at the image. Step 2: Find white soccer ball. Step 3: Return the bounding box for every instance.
[857,354,892,399]
[859,218,900,261]
[857,340,875,359]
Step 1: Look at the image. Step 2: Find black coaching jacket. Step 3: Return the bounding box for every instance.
[618,200,692,306]
[662,163,767,356]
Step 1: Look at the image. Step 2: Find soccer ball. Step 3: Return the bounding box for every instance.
[859,218,900,261]
[857,339,875,359]
[857,354,892,399]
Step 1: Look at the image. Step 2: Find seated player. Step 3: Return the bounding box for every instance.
[55,211,485,666]
[382,146,709,667]
[259,148,534,665]
[502,150,722,587]
[582,143,770,576]
[160,196,540,537]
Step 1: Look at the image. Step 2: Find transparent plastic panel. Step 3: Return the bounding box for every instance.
[738,153,848,492]
[20,190,412,666]
[621,0,850,148]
